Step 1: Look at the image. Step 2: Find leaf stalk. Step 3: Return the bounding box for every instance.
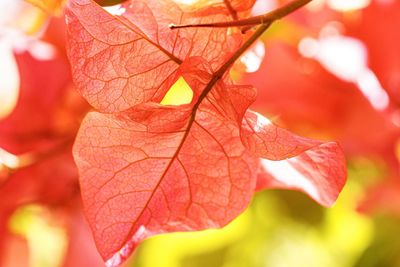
[169,0,312,29]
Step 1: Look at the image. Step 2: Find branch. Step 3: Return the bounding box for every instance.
[164,22,273,184]
[170,0,312,29]
[223,0,238,20]
[165,0,312,161]
[192,22,272,118]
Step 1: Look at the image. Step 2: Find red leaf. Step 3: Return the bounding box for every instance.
[241,110,321,160]
[229,0,256,11]
[358,178,400,216]
[73,59,347,265]
[68,2,348,265]
[74,102,258,265]
[73,60,260,264]
[66,0,241,112]
[241,110,346,207]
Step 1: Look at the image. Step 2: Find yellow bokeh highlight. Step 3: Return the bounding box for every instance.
[160,77,193,106]
[395,138,400,163]
[6,0,65,36]
[9,205,67,267]
[324,180,374,267]
[12,4,48,35]
[25,0,66,15]
[132,174,376,267]
[135,210,251,267]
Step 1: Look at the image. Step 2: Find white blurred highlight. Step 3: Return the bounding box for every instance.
[28,41,57,61]
[298,26,390,111]
[0,41,20,119]
[240,41,265,73]
[327,0,371,11]
[304,0,371,11]
[0,0,22,27]
[316,35,367,82]
[253,111,272,131]
[307,0,325,11]
[103,4,126,16]
[173,0,200,5]
[0,148,21,170]
[356,70,390,110]
[252,0,277,16]
[261,158,320,202]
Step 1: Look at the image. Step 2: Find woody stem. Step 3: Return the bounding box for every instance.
[223,0,238,20]
[193,22,272,112]
[170,0,312,29]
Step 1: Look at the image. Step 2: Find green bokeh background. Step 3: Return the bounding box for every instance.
[123,159,400,267]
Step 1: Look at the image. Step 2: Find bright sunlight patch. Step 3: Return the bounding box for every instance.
[160,77,193,106]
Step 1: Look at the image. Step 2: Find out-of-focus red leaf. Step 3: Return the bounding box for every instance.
[0,38,86,264]
[358,178,400,216]
[43,17,69,55]
[0,45,84,206]
[0,145,78,208]
[66,0,241,112]
[0,229,29,267]
[0,49,71,150]
[63,208,105,267]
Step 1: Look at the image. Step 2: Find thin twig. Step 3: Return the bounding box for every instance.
[223,0,238,20]
[170,0,312,29]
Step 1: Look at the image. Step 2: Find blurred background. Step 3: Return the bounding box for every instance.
[1,0,399,266]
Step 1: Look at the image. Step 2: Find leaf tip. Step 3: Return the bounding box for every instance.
[104,225,151,267]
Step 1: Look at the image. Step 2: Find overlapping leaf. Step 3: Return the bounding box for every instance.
[74,63,346,266]
[74,59,260,264]
[66,0,242,112]
[241,110,347,207]
[67,0,347,265]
